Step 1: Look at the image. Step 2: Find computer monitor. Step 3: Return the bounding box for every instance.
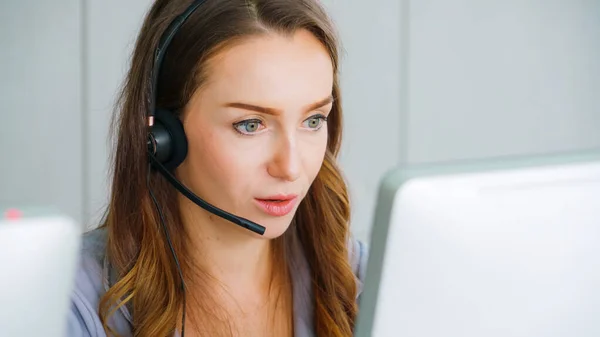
[355,151,600,337]
[0,209,80,337]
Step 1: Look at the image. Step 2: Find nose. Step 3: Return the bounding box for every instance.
[267,134,301,182]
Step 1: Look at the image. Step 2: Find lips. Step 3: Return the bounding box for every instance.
[254,194,298,217]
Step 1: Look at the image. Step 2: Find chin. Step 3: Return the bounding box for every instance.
[257,217,295,240]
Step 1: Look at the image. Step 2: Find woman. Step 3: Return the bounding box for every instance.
[68,0,368,336]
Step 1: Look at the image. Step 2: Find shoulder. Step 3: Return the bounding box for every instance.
[348,236,369,299]
[66,227,132,337]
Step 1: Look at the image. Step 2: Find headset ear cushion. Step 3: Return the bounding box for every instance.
[154,108,188,170]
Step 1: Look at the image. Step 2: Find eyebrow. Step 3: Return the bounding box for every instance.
[223,95,334,115]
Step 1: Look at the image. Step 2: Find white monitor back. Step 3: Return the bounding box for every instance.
[356,152,600,337]
[0,210,80,337]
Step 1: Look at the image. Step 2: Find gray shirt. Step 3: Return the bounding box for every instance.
[66,228,368,337]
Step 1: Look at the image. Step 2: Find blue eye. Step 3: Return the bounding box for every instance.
[303,114,328,130]
[233,119,264,135]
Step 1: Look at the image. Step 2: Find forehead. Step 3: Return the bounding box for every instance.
[202,29,334,107]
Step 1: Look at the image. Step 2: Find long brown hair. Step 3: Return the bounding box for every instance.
[99,0,357,336]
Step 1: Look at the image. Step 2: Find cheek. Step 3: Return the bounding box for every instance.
[184,128,255,201]
[194,132,233,176]
[302,131,329,182]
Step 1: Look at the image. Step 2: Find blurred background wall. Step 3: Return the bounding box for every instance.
[1,0,599,242]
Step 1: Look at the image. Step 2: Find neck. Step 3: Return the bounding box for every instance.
[179,196,275,294]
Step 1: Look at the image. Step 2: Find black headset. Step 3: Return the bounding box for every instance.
[146,0,266,235]
[143,2,266,335]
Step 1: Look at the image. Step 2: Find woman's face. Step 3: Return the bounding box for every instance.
[178,29,334,239]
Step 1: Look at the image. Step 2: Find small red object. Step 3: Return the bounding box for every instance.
[4,208,23,220]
